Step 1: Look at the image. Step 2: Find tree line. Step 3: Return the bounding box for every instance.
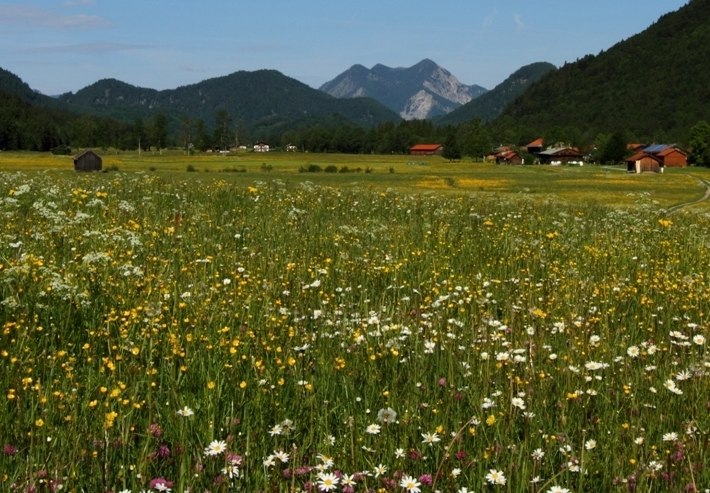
[2,88,710,166]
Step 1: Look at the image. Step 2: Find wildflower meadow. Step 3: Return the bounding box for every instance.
[0,168,708,492]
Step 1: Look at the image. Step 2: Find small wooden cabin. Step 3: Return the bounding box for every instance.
[626,151,662,173]
[73,150,102,172]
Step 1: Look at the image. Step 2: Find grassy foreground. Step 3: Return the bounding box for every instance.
[0,153,709,492]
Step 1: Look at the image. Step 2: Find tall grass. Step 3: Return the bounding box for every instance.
[0,170,708,492]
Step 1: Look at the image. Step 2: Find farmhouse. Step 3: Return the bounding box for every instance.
[486,145,513,162]
[495,149,523,165]
[253,142,270,153]
[625,144,688,173]
[525,137,544,155]
[645,144,687,167]
[73,149,102,172]
[538,146,583,165]
[410,144,444,156]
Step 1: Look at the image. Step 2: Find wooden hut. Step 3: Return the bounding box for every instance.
[73,150,102,172]
[626,151,662,173]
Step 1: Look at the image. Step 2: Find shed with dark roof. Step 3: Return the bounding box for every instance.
[73,150,102,172]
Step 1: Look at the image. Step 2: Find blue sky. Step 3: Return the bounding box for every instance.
[0,1,688,95]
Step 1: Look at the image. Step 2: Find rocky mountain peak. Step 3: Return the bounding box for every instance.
[320,59,487,120]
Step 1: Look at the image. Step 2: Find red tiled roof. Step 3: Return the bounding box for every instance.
[410,144,442,152]
[498,151,519,159]
[526,138,544,148]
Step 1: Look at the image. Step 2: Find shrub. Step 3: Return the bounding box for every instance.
[306,164,322,173]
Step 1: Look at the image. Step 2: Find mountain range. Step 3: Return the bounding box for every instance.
[319,58,487,120]
[55,70,400,133]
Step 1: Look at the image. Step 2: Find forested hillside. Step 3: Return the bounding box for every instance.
[0,69,134,151]
[439,62,555,125]
[58,70,400,135]
[500,0,710,142]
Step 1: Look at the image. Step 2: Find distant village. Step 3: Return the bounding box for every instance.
[72,139,687,175]
[410,139,687,173]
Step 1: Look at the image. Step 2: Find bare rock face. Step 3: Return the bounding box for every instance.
[320,59,487,120]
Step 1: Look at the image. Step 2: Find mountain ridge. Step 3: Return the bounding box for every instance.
[438,62,556,125]
[56,69,400,133]
[320,59,487,120]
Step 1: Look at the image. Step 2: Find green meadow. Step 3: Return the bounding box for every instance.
[1,152,709,492]
[3,150,710,210]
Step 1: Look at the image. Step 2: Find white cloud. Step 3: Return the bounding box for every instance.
[63,0,96,7]
[0,5,108,29]
[514,13,525,31]
[481,9,498,32]
[19,42,153,55]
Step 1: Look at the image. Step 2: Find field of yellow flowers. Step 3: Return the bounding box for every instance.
[0,168,708,492]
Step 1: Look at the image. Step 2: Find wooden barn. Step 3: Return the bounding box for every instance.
[626,151,663,173]
[495,149,523,165]
[625,145,687,173]
[73,150,102,172]
[410,144,444,156]
[538,146,583,165]
[253,142,270,152]
[648,145,687,167]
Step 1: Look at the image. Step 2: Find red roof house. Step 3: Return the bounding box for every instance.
[525,138,544,155]
[495,149,523,165]
[656,147,687,167]
[410,144,444,155]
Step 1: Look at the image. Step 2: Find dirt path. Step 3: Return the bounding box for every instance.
[667,175,710,213]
